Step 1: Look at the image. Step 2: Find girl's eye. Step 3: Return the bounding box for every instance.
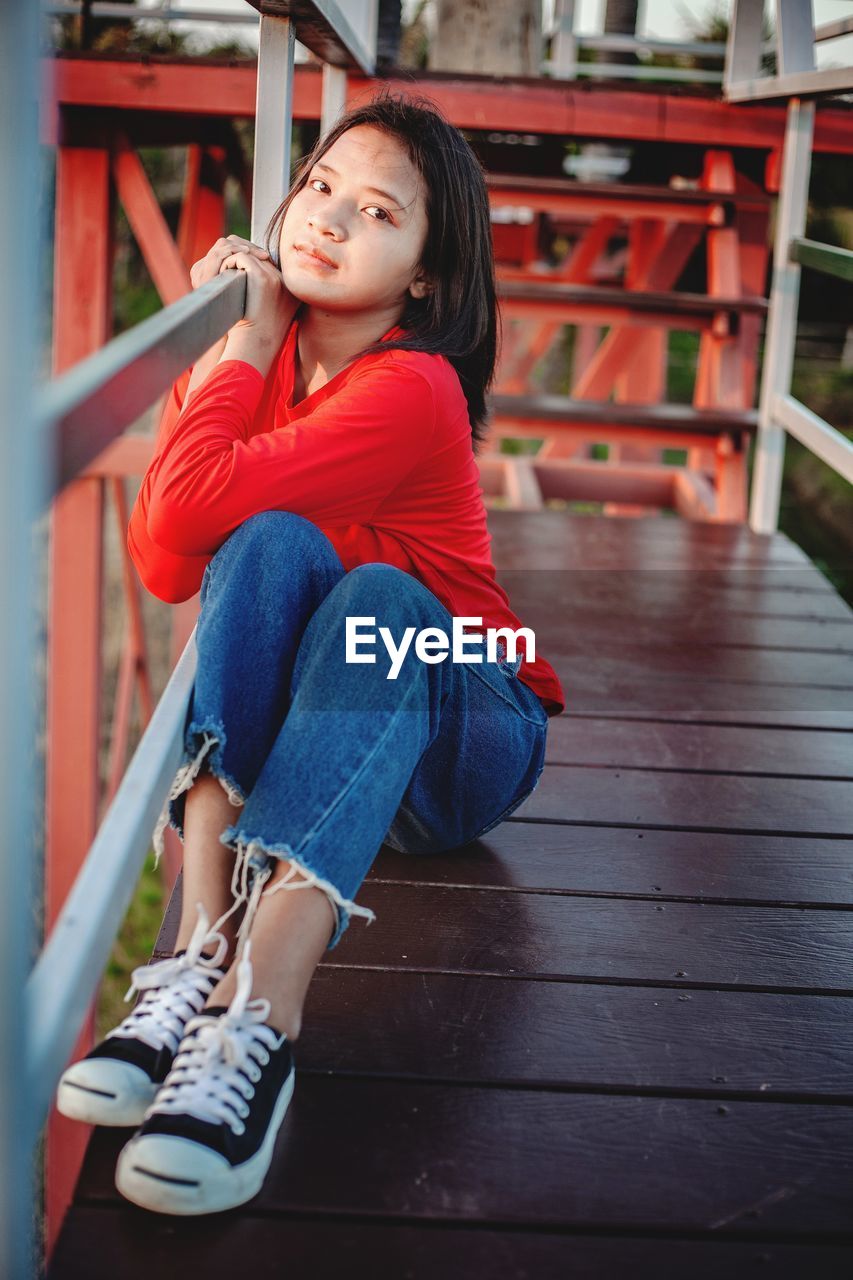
[308,178,391,223]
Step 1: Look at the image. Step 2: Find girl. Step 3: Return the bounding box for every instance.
[57,89,565,1216]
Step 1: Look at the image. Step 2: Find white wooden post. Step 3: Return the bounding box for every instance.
[724,0,764,95]
[551,0,577,77]
[749,0,816,532]
[322,64,348,136]
[252,14,296,245]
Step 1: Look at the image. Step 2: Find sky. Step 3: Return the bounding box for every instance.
[132,0,853,68]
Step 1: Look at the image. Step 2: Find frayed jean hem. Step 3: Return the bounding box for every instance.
[218,829,377,952]
[151,721,247,868]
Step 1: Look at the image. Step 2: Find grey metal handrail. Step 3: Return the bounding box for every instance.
[36,271,246,502]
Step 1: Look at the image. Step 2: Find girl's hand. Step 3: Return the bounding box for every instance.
[217,242,299,351]
[190,234,272,289]
[183,236,279,400]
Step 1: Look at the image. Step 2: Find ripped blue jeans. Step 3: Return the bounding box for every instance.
[152,511,549,951]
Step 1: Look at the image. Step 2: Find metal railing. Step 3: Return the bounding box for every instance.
[2,6,48,1278]
[723,0,853,534]
[16,1,377,1270]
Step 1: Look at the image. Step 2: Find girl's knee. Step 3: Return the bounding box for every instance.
[210,512,345,596]
[334,562,437,615]
[212,511,343,579]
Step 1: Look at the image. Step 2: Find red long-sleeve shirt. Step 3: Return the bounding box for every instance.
[127,316,566,717]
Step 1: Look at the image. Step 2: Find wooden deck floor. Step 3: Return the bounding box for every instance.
[51,510,853,1278]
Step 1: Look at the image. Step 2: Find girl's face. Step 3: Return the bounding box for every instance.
[279,124,431,319]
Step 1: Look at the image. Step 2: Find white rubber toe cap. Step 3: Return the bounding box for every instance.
[116,1134,250,1215]
[56,1059,157,1127]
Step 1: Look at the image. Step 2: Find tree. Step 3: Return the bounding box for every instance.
[600,0,640,67]
[429,0,541,77]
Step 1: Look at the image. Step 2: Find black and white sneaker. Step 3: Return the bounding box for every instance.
[115,945,295,1215]
[56,910,228,1128]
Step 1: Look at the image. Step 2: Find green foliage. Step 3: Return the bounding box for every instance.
[667,331,700,404]
[792,360,853,430]
[499,437,542,455]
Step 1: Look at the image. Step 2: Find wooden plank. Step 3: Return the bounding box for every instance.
[536,589,852,623]
[75,1080,853,1234]
[530,611,853,652]
[502,564,845,605]
[494,565,847,610]
[541,655,853,726]
[543,716,853,777]
[534,638,852,687]
[49,1209,853,1280]
[486,509,815,566]
[497,281,768,316]
[519,766,853,837]
[296,969,853,1100]
[319,884,853,994]
[369,825,853,906]
[545,662,853,721]
[494,560,840,599]
[549,691,852,729]
[490,395,758,434]
[487,173,771,208]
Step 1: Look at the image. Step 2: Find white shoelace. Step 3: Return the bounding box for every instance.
[221,840,376,951]
[108,908,228,1056]
[145,943,284,1136]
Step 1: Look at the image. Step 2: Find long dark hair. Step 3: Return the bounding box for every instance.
[263,88,498,451]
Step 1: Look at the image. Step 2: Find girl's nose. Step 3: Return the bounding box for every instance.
[308,207,345,239]
[308,223,340,240]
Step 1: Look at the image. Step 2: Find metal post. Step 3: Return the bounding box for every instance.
[724,0,764,94]
[551,0,576,78]
[322,63,348,136]
[749,0,816,533]
[0,0,49,1274]
[749,97,815,533]
[251,14,296,246]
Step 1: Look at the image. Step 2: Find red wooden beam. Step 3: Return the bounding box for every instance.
[43,58,853,154]
[46,143,113,1258]
[490,188,727,225]
[112,135,191,304]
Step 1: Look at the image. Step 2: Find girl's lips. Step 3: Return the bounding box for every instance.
[294,245,338,270]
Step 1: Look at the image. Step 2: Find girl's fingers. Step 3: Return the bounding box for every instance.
[219,250,256,273]
[192,242,269,289]
[218,237,270,259]
[219,250,278,274]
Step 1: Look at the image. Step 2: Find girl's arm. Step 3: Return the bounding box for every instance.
[183,333,229,405]
[127,372,211,603]
[144,357,437,558]
[127,236,294,602]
